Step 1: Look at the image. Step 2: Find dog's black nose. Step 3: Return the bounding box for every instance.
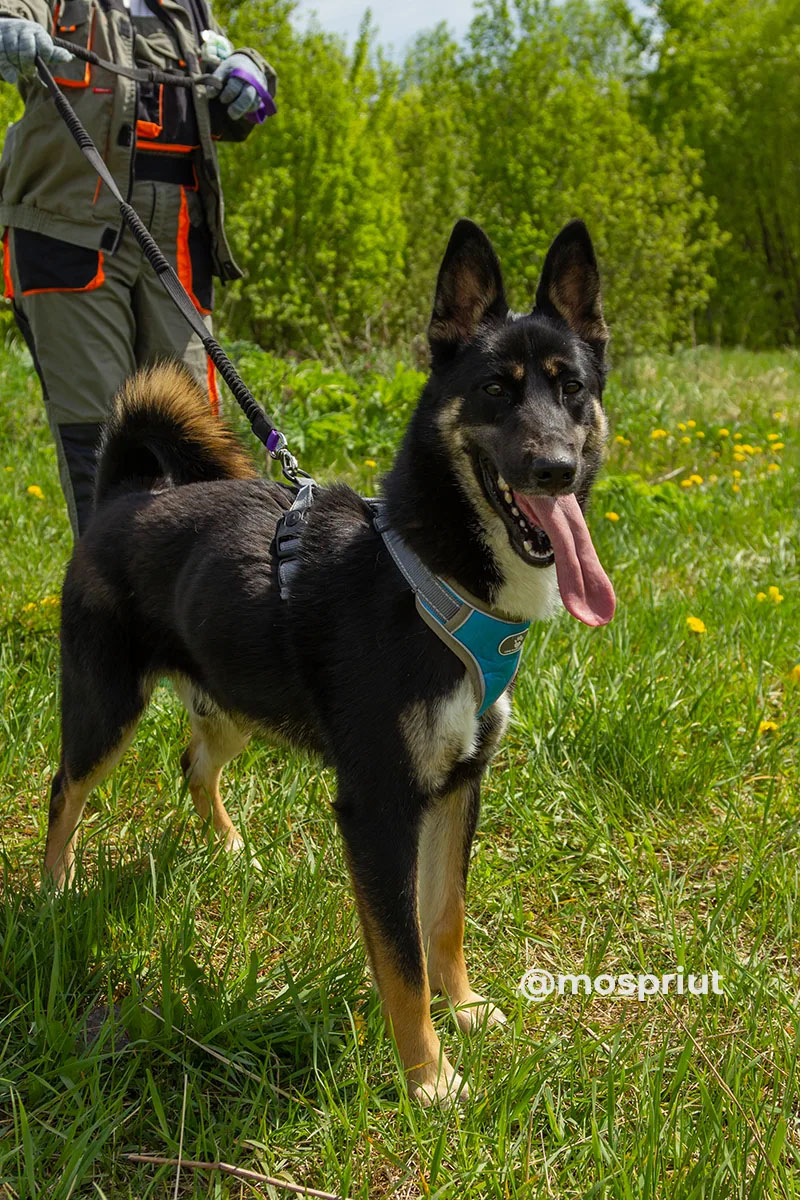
[531,457,577,490]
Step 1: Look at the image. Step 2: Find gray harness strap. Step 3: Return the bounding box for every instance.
[274,478,316,600]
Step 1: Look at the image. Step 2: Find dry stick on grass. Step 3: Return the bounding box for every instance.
[124,1155,350,1200]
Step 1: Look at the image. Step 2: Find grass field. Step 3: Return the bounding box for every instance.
[1,340,799,1198]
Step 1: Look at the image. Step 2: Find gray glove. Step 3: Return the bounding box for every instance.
[211,52,267,120]
[0,17,72,83]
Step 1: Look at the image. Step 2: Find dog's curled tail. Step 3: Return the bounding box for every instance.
[95,361,257,508]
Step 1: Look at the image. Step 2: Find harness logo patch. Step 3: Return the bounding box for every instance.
[498,632,527,656]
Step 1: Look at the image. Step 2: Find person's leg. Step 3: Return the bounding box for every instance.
[132,181,218,413]
[6,228,138,536]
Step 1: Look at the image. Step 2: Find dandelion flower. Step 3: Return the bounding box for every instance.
[709,473,719,483]
[27,485,44,499]
[718,428,730,437]
[772,442,784,451]
[758,720,778,735]
[733,432,742,440]
[605,511,620,521]
[690,474,703,485]
[686,616,706,634]
[695,431,705,439]
[687,420,696,429]
[681,478,693,488]
[651,428,668,439]
[733,452,746,463]
[767,432,780,442]
[680,435,691,445]
[732,469,742,479]
[789,664,800,685]
[773,411,784,420]
[22,601,38,613]
[732,484,741,493]
[768,586,784,604]
[364,459,377,468]
[756,592,766,602]
[767,463,780,472]
[3,465,12,472]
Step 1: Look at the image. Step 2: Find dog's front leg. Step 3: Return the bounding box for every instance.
[418,774,507,1032]
[335,785,467,1107]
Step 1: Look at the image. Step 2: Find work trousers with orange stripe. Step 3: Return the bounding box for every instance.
[5,179,218,537]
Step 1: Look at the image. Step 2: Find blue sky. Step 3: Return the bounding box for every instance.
[293,0,474,52]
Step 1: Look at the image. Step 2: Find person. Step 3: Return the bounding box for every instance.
[0,0,275,535]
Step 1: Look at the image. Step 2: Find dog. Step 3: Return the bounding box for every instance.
[45,218,615,1105]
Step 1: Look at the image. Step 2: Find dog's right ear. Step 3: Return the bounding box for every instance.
[428,220,507,360]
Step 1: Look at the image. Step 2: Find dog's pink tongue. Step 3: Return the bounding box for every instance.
[514,492,616,626]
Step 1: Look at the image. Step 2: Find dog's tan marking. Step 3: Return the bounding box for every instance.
[583,397,609,455]
[541,356,565,378]
[174,679,251,852]
[349,869,466,1105]
[510,362,525,381]
[547,265,608,351]
[44,720,140,888]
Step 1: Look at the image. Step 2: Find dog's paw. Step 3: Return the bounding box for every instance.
[433,991,507,1034]
[223,830,262,872]
[409,1057,469,1108]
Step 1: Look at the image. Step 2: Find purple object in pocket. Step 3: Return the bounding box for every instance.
[224,65,277,124]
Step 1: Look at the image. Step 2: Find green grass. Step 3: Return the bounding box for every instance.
[1,339,799,1198]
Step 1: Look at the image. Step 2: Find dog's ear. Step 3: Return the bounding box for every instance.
[429,220,507,359]
[534,220,608,362]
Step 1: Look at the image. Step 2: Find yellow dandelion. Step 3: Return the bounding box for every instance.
[41,595,60,607]
[718,428,730,437]
[752,446,763,454]
[758,720,778,735]
[767,463,780,472]
[732,469,742,479]
[364,458,377,468]
[789,664,800,685]
[690,474,703,485]
[767,432,780,442]
[3,465,13,472]
[768,586,784,604]
[614,434,627,444]
[741,444,754,454]
[678,422,687,432]
[773,411,784,420]
[733,432,742,440]
[681,478,693,488]
[732,484,741,493]
[709,474,719,483]
[26,485,44,500]
[605,511,620,521]
[756,592,767,602]
[680,435,691,445]
[733,452,746,463]
[686,616,706,634]
[651,429,668,439]
[695,431,705,439]
[22,601,38,613]
[772,442,784,451]
[687,419,696,429]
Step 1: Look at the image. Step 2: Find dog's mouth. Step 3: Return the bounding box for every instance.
[476,453,616,627]
[478,454,555,567]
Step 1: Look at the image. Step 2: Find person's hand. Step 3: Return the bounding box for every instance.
[210,52,271,120]
[0,17,72,83]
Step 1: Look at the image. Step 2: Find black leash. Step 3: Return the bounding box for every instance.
[51,34,219,88]
[33,53,302,482]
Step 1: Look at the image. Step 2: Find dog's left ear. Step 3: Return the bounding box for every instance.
[534,220,608,362]
[429,220,507,359]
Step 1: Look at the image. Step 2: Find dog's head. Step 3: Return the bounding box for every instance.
[425,219,615,626]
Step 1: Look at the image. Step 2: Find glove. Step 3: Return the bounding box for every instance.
[211,52,271,121]
[0,17,72,84]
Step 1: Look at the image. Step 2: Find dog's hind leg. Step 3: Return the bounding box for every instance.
[46,628,152,888]
[175,682,250,853]
[335,781,467,1107]
[418,775,508,1033]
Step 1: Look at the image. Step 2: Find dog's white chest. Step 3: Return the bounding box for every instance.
[402,676,511,794]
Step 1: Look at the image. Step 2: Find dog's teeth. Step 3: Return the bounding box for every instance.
[497,475,508,490]
[518,519,526,530]
[523,539,532,552]
[503,490,512,504]
[511,505,519,516]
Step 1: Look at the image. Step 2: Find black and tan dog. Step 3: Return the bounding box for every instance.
[45,219,615,1104]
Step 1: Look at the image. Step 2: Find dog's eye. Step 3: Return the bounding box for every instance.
[484,383,505,397]
[563,380,583,395]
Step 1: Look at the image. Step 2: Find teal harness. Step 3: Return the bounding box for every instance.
[275,488,531,716]
[373,507,530,716]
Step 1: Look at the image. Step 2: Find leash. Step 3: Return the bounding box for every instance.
[33,53,299,480]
